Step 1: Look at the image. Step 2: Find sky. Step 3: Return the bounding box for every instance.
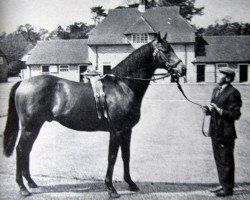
[0,0,250,33]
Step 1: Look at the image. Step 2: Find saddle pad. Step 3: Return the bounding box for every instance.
[89,76,108,119]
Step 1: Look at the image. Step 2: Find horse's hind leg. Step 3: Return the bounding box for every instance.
[16,126,41,196]
[121,129,139,192]
[105,131,120,198]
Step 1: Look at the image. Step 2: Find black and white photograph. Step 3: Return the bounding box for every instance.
[0,0,250,199]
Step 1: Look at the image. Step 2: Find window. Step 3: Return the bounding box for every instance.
[42,65,49,73]
[132,34,148,43]
[59,65,69,72]
[217,63,228,69]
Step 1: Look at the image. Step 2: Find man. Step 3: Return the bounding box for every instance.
[203,67,242,197]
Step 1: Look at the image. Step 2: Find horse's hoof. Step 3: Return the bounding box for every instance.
[20,188,31,196]
[28,182,38,188]
[129,183,140,192]
[108,190,121,198]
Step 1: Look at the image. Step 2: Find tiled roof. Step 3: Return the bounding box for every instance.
[124,16,156,34]
[26,39,90,65]
[88,6,195,45]
[195,36,250,63]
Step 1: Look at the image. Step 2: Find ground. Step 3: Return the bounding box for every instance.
[0,77,250,200]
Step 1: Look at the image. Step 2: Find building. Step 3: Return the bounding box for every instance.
[0,49,8,82]
[25,39,90,82]
[194,36,250,83]
[88,6,196,83]
[22,4,250,84]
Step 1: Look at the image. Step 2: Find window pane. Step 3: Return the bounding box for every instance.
[42,65,49,72]
[60,65,69,72]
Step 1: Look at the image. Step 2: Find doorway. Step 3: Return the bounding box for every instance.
[239,64,248,82]
[197,65,205,82]
[79,65,87,82]
[103,65,111,75]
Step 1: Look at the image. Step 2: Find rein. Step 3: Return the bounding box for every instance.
[117,73,170,82]
[173,79,210,137]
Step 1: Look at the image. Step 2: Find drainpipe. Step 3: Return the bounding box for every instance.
[96,46,99,70]
[184,44,188,83]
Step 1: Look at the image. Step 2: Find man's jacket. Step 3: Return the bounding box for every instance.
[209,84,242,142]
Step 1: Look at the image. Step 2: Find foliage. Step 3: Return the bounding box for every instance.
[90,6,107,24]
[47,26,70,40]
[66,23,95,39]
[198,17,250,36]
[47,23,95,40]
[0,24,48,75]
[122,0,204,21]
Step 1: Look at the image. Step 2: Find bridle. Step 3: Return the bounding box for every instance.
[153,46,210,137]
[109,46,209,137]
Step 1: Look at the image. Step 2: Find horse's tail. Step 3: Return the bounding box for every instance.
[3,81,22,157]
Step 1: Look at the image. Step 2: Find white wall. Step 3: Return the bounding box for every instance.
[172,44,196,83]
[27,65,80,82]
[89,43,196,82]
[88,45,134,74]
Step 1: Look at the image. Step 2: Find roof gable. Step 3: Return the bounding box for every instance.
[195,36,250,63]
[124,16,156,34]
[88,7,195,45]
[26,39,90,65]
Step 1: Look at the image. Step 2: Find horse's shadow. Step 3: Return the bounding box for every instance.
[31,181,250,197]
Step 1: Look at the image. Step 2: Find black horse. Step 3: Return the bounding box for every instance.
[3,33,186,198]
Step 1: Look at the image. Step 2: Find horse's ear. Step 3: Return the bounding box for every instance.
[163,33,167,41]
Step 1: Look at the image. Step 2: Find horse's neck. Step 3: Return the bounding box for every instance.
[112,45,156,100]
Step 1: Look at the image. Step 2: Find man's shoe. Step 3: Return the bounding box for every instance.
[215,189,233,197]
[209,186,223,193]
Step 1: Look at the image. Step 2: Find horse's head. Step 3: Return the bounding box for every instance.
[152,33,186,79]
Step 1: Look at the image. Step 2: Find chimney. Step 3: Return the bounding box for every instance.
[155,0,163,7]
[138,0,146,13]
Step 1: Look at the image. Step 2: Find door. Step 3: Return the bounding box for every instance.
[239,64,248,82]
[79,65,87,82]
[197,65,205,82]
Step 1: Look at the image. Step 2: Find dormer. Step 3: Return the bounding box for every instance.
[124,16,156,48]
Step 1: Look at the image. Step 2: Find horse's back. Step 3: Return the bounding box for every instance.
[15,75,140,131]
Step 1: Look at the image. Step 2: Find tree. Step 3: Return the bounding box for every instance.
[91,6,107,25]
[16,24,41,45]
[66,22,95,39]
[0,24,46,75]
[47,26,70,40]
[0,33,31,75]
[200,17,250,36]
[122,0,204,21]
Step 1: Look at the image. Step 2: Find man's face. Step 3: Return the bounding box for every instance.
[217,72,228,85]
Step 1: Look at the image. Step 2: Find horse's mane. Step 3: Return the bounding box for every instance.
[111,42,154,77]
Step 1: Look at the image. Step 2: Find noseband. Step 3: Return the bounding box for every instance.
[153,48,182,78]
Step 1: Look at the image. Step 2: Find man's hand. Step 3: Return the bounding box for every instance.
[210,103,222,115]
[203,105,212,115]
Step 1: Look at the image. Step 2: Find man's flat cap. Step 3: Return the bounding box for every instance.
[219,67,235,78]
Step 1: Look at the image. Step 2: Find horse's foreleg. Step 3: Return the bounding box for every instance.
[121,129,139,192]
[16,129,39,196]
[105,131,120,198]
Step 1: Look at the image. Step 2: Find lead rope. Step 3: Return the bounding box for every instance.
[174,79,210,137]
